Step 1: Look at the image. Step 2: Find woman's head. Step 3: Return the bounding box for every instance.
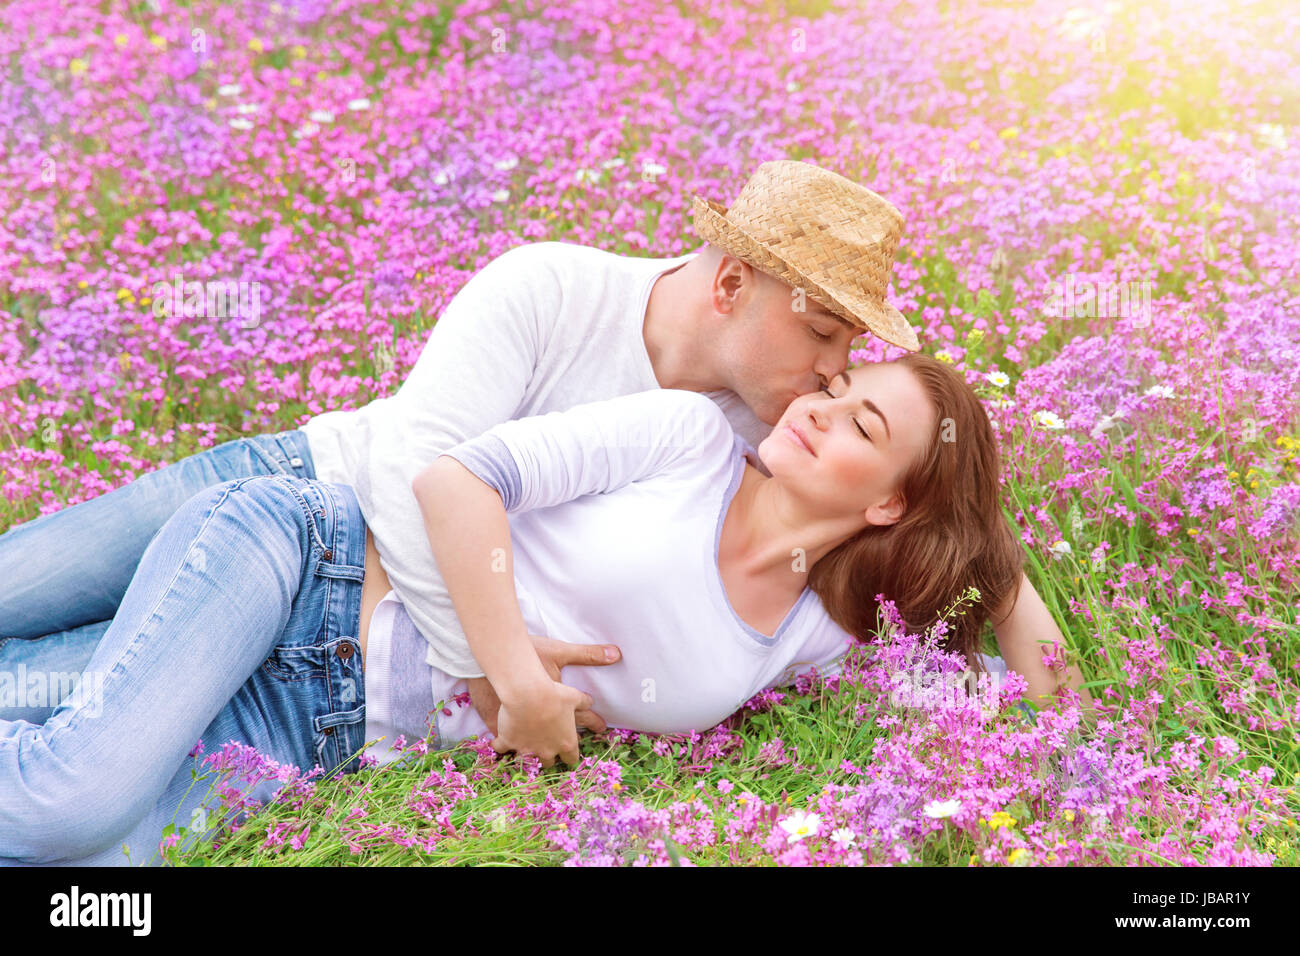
[763,353,1023,669]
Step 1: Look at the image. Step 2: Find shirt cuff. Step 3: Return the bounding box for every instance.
[439,434,523,511]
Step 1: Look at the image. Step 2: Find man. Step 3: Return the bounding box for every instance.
[0,160,1081,747]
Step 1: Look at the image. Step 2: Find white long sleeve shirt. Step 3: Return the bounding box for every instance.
[300,241,774,680]
[360,388,857,763]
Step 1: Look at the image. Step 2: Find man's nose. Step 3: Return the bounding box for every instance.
[813,350,849,388]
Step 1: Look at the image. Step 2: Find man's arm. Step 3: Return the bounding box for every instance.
[991,572,1094,710]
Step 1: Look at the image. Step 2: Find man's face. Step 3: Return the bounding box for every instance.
[714,260,864,426]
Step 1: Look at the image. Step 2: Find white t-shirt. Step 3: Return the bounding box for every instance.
[361,389,856,764]
[299,241,774,680]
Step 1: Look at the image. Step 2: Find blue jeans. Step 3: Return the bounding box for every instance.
[0,430,317,723]
[0,474,369,866]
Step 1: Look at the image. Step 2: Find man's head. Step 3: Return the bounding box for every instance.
[695,243,864,426]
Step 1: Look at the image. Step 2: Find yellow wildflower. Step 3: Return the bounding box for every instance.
[149,35,167,50]
[969,140,981,151]
[1007,848,1027,865]
[114,33,129,48]
[1188,529,1200,536]
[77,280,88,289]
[248,38,265,53]
[289,77,303,87]
[998,126,1019,140]
[292,44,308,59]
[68,58,89,76]
[987,811,1017,830]
[1063,809,1075,823]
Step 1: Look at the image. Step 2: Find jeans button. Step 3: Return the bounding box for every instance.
[323,726,334,736]
[322,549,333,561]
[336,641,354,660]
[290,456,304,467]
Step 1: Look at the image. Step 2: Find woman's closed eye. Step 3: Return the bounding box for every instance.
[820,386,872,440]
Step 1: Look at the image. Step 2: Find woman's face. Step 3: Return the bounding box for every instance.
[758,361,937,527]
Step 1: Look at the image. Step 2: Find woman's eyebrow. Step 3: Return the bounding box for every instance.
[832,370,892,441]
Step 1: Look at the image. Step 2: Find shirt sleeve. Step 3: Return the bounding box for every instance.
[437,388,733,514]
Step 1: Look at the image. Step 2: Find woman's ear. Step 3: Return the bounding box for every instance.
[863,493,905,527]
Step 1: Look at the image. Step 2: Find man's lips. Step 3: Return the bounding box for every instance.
[786,423,816,457]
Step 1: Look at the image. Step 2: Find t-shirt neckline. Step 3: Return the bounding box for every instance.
[710,433,815,647]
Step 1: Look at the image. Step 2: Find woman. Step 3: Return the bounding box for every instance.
[0,355,1080,866]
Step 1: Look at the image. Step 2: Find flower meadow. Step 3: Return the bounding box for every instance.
[3,0,1298,866]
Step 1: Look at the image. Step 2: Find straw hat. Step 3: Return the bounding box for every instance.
[690,160,919,351]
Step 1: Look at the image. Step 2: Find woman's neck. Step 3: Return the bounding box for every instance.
[720,461,867,589]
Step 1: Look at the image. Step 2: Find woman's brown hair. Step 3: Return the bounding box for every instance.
[807,353,1024,674]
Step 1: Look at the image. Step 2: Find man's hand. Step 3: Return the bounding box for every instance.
[467,634,621,736]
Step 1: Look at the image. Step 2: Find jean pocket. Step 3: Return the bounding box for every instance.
[260,642,328,683]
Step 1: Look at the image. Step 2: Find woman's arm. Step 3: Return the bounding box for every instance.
[413,456,593,767]
[991,572,1094,711]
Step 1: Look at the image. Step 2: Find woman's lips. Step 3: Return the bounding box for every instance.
[786,423,816,456]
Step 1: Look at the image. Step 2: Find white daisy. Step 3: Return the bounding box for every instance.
[1034,410,1066,430]
[923,799,962,819]
[987,370,1010,388]
[573,167,600,184]
[309,109,335,123]
[1144,385,1175,399]
[493,156,519,171]
[235,102,259,114]
[346,97,371,111]
[786,80,800,93]
[778,810,821,843]
[601,157,625,169]
[292,122,319,140]
[830,827,856,847]
[641,161,667,177]
[491,188,510,203]
[217,83,243,96]
[1049,540,1073,558]
[228,118,253,130]
[433,171,450,186]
